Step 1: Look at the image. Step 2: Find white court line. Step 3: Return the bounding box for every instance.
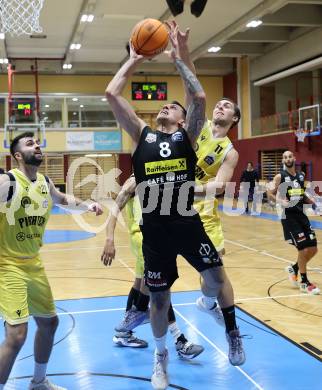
[225,239,322,272]
[173,307,264,390]
[116,257,135,276]
[56,292,316,316]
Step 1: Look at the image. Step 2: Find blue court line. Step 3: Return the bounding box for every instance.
[218,204,322,230]
[3,291,321,390]
[43,230,95,244]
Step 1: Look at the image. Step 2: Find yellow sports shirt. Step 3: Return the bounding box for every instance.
[194,121,233,227]
[195,120,233,185]
[0,168,52,258]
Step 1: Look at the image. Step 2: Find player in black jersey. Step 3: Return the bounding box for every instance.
[106,23,233,389]
[268,150,319,294]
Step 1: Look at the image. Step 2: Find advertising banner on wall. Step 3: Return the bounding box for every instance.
[66,132,94,151]
[66,131,121,151]
[94,131,122,150]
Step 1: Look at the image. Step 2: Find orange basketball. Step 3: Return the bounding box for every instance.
[131,18,169,56]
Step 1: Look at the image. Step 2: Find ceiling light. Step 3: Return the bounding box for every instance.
[72,98,78,102]
[42,112,45,115]
[70,43,81,50]
[101,97,107,102]
[73,112,77,115]
[246,20,262,28]
[45,104,50,108]
[0,58,8,64]
[208,46,221,53]
[63,63,72,69]
[0,33,4,39]
[81,14,94,23]
[80,104,84,108]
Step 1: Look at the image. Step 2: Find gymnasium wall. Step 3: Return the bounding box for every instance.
[232,131,322,184]
[0,73,223,153]
[0,74,223,115]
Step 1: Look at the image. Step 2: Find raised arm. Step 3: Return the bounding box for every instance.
[105,48,147,145]
[101,175,136,266]
[167,22,206,145]
[165,21,196,109]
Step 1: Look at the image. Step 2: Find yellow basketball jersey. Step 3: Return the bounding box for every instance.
[195,120,233,185]
[194,121,233,226]
[0,168,52,258]
[125,195,142,235]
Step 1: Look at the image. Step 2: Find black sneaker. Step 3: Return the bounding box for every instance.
[175,334,204,359]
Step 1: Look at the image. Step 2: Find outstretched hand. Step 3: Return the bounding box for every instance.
[164,20,190,61]
[129,40,145,62]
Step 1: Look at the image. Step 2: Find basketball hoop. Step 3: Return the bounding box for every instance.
[0,0,44,36]
[295,128,307,143]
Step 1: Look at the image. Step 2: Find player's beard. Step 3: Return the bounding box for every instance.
[22,152,43,167]
[285,161,295,168]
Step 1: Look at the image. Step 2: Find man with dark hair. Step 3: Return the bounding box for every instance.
[240,162,259,213]
[0,132,103,390]
[0,168,5,175]
[106,23,224,389]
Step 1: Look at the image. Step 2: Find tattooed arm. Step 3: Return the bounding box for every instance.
[167,22,206,146]
[174,58,206,146]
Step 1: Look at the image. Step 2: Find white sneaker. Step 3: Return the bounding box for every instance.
[151,348,169,390]
[29,378,66,390]
[300,282,320,295]
[285,265,299,287]
[196,296,225,327]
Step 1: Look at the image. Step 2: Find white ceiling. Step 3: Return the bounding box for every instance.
[1,0,322,76]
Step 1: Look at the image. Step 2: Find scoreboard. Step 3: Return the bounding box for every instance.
[132,82,167,101]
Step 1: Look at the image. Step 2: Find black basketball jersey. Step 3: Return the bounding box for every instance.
[132,126,197,216]
[280,170,305,214]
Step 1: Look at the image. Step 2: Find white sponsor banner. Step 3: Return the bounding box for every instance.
[66,132,94,151]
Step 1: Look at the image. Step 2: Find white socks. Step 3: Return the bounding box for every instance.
[154,334,167,354]
[168,322,181,342]
[32,362,47,384]
[203,295,218,310]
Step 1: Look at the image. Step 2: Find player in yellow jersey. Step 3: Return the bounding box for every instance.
[0,132,103,390]
[101,175,205,359]
[193,99,245,366]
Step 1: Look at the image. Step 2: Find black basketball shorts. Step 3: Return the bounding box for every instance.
[281,212,317,250]
[140,214,223,292]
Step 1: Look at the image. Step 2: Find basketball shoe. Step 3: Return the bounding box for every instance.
[29,379,66,389]
[196,296,225,326]
[113,330,148,348]
[300,282,320,295]
[226,328,246,366]
[285,264,299,287]
[175,334,204,359]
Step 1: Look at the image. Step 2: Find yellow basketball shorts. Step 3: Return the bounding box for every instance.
[203,220,225,252]
[130,231,144,278]
[195,199,225,252]
[0,255,56,325]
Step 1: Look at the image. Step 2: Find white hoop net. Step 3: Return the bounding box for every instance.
[0,0,44,36]
[295,128,307,143]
